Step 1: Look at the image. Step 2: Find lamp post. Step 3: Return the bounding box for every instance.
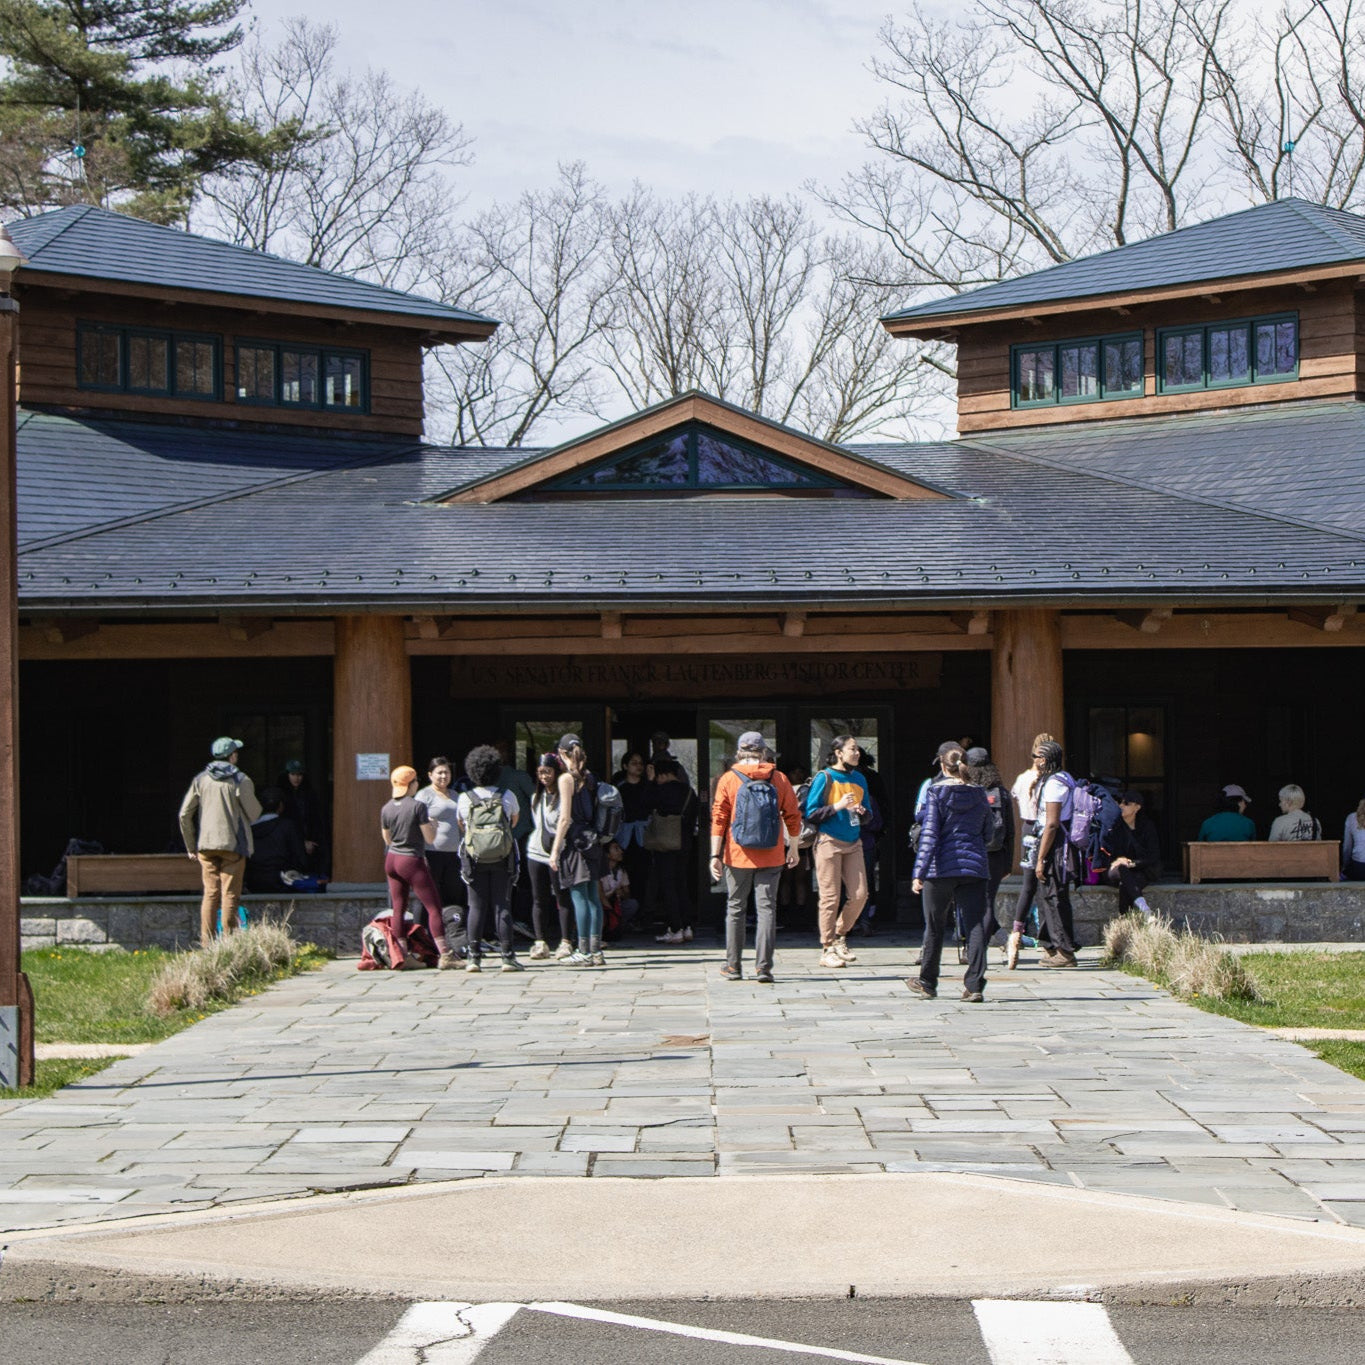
[0,221,34,1090]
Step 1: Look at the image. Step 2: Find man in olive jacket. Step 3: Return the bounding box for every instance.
[179,737,262,945]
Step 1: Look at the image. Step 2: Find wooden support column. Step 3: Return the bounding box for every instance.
[990,608,1065,788]
[332,616,411,883]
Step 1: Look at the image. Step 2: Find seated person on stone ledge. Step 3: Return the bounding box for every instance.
[247,787,323,893]
[1268,784,1322,842]
[1198,784,1256,842]
[1096,791,1160,917]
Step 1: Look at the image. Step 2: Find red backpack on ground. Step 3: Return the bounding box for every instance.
[357,910,439,970]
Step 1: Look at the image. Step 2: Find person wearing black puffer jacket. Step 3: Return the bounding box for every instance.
[909,745,995,1003]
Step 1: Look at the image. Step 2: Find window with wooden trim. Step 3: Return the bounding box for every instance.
[77,323,220,399]
[1157,313,1298,393]
[1011,332,1144,408]
[235,340,369,412]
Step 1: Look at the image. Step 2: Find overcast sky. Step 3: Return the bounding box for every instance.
[246,0,902,208]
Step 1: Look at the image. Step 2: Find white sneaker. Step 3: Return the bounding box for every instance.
[819,948,846,969]
[834,935,857,963]
[655,930,685,944]
[528,940,550,960]
[553,940,573,960]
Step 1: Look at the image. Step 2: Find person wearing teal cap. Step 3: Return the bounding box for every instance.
[179,738,261,945]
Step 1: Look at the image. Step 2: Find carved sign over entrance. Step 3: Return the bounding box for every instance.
[449,653,943,700]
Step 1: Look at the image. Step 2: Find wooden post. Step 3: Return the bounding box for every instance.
[0,295,33,1088]
[331,616,411,883]
[990,608,1065,788]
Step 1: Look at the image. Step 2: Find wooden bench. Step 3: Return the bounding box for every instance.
[1183,841,1340,884]
[66,853,204,898]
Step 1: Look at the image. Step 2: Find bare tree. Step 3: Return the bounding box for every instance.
[197,19,470,291]
[424,164,617,448]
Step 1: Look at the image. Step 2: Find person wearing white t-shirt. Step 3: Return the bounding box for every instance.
[1032,740,1079,968]
[1004,732,1055,970]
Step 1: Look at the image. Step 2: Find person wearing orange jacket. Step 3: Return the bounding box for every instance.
[709,730,801,984]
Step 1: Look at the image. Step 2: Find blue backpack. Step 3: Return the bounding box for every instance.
[731,769,782,849]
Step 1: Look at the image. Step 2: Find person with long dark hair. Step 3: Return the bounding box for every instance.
[966,745,1014,943]
[548,734,607,966]
[527,752,575,958]
[613,750,653,921]
[908,744,994,1002]
[651,759,698,945]
[802,735,871,969]
[1005,732,1056,970]
[418,756,464,911]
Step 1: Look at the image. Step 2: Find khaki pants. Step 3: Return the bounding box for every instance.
[198,851,245,945]
[814,835,868,946]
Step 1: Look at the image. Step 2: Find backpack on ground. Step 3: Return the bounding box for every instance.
[593,781,624,843]
[466,791,514,864]
[731,768,782,849]
[358,911,439,971]
[983,786,1008,854]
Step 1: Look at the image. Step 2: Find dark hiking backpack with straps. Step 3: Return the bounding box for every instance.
[731,769,782,849]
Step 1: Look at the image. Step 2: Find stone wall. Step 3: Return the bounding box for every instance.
[20,892,389,955]
[994,878,1365,946]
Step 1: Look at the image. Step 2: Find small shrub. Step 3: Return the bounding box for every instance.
[1104,911,1262,1004]
[146,919,316,1017]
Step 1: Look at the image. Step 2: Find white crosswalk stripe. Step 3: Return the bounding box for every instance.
[973,1299,1136,1364]
[355,1297,1137,1364]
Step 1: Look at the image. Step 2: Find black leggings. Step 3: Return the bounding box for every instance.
[528,858,572,945]
[652,849,690,931]
[1104,863,1149,912]
[920,876,990,994]
[466,864,513,960]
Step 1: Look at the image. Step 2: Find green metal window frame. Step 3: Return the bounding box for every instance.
[1010,330,1145,409]
[235,339,370,414]
[540,422,856,495]
[76,322,221,400]
[1155,312,1299,394]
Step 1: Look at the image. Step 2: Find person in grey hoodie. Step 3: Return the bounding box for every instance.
[179,737,262,945]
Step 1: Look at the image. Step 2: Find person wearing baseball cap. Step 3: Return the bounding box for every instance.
[1198,784,1256,842]
[179,737,261,945]
[380,765,457,969]
[711,730,800,982]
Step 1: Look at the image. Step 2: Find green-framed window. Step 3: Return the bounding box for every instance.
[235,340,369,413]
[1011,332,1144,408]
[1157,313,1298,393]
[76,323,220,400]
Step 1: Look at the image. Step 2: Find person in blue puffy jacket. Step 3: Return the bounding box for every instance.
[908,744,994,1003]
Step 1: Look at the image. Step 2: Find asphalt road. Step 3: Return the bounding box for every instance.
[2,1294,1363,1363]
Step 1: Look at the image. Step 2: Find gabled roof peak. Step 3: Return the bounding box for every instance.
[884,197,1365,332]
[5,204,497,338]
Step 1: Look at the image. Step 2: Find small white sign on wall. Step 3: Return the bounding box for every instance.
[355,752,391,780]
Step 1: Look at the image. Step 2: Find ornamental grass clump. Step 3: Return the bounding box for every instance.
[1102,911,1262,1003]
[146,919,305,1017]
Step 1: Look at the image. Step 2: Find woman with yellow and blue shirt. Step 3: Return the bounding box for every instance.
[802,736,872,968]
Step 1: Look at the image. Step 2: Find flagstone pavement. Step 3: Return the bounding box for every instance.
[3,939,1365,1234]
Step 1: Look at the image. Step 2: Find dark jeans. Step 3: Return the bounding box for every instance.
[424,849,465,907]
[384,850,447,950]
[920,876,990,994]
[528,858,572,945]
[652,849,690,931]
[1103,863,1149,911]
[1344,860,1365,882]
[465,863,513,960]
[1037,845,1076,956]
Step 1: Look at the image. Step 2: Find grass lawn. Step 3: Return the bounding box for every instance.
[1,941,327,1101]
[1181,950,1365,1082]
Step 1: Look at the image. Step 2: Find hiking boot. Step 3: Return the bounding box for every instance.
[755,970,774,984]
[1005,930,1021,971]
[464,957,481,973]
[905,978,937,999]
[833,935,857,963]
[818,948,846,968]
[961,989,984,1003]
[553,940,573,960]
[720,964,742,981]
[528,940,550,960]
[437,950,458,971]
[1040,950,1078,969]
[500,957,525,973]
[656,929,685,944]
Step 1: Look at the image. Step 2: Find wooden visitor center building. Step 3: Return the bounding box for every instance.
[9,198,1365,913]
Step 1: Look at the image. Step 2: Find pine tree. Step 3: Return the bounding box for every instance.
[0,1,299,223]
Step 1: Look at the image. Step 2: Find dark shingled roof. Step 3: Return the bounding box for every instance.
[884,198,1365,324]
[6,205,497,329]
[17,400,1365,611]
